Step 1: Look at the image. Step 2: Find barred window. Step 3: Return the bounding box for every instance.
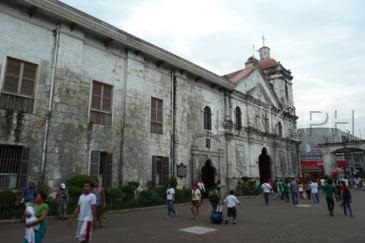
[235,106,242,129]
[151,97,163,134]
[90,151,112,187]
[0,57,37,113]
[90,81,113,126]
[0,145,28,189]
[204,106,212,130]
[152,156,169,186]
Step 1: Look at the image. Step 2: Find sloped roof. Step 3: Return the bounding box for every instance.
[223,66,256,83]
[259,58,278,68]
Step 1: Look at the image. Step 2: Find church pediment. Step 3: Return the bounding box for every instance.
[235,68,281,109]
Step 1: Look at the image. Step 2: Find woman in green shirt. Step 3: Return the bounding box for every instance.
[24,192,49,243]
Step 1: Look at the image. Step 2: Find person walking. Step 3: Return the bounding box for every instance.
[190,184,201,219]
[298,182,305,199]
[69,181,97,243]
[223,190,240,224]
[282,180,290,203]
[323,179,336,216]
[276,179,284,200]
[22,180,38,207]
[166,184,177,217]
[290,178,299,205]
[261,180,272,205]
[341,181,353,217]
[24,192,49,243]
[310,179,319,204]
[197,180,205,202]
[305,182,311,200]
[92,178,106,228]
[208,184,219,211]
[56,183,68,220]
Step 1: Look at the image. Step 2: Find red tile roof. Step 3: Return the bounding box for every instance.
[224,66,256,83]
[259,58,278,68]
[224,58,279,83]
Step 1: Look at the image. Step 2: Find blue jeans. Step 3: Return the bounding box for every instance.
[343,199,352,215]
[291,192,298,205]
[264,193,270,205]
[312,193,319,204]
[167,200,176,216]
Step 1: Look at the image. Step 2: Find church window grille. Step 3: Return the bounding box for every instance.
[235,106,242,129]
[151,97,163,134]
[90,151,112,187]
[90,81,113,126]
[204,106,212,130]
[0,57,37,113]
[152,156,169,186]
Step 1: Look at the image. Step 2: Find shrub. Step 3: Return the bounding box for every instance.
[0,190,16,203]
[68,174,94,188]
[175,189,188,203]
[127,181,140,190]
[236,179,256,196]
[121,181,139,200]
[136,190,163,206]
[106,188,123,201]
[38,183,50,196]
[169,177,178,188]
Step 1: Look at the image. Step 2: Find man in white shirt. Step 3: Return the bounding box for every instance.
[261,180,272,205]
[310,179,319,204]
[166,184,177,217]
[69,181,97,243]
[223,190,240,224]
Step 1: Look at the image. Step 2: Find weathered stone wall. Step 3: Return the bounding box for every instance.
[0,1,300,191]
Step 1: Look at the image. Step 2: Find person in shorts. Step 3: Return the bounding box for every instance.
[190,184,201,219]
[223,190,240,224]
[68,181,97,243]
[92,178,106,228]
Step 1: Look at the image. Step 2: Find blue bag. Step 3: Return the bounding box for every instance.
[210,205,223,224]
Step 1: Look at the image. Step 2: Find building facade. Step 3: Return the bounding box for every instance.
[0,0,300,191]
[298,128,365,178]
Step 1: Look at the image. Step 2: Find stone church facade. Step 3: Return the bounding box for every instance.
[0,0,300,191]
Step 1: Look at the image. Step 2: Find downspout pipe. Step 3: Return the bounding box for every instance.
[40,24,61,182]
[171,71,177,176]
[119,49,129,187]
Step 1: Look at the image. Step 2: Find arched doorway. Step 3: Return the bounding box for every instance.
[259,147,272,184]
[201,159,216,197]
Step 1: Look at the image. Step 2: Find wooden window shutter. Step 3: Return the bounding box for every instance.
[91,82,102,110]
[151,98,157,122]
[151,156,156,185]
[162,157,169,185]
[20,62,37,96]
[3,58,21,93]
[90,151,100,178]
[157,99,163,123]
[104,153,113,187]
[18,147,29,189]
[102,85,112,112]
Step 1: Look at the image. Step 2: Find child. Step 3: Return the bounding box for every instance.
[24,205,39,243]
[223,190,240,224]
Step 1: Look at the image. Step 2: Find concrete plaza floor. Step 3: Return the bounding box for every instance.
[1,191,364,243]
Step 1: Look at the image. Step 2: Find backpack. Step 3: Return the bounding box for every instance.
[342,188,351,200]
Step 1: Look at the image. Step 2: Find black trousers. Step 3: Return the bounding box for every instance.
[326,197,334,213]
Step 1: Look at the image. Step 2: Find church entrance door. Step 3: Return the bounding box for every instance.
[259,147,272,184]
[201,160,216,198]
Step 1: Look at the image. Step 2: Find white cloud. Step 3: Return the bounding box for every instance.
[60,0,365,136]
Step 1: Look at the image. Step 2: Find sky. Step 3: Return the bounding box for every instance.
[61,0,365,137]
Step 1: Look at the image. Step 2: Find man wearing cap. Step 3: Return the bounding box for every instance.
[22,180,38,207]
[56,183,69,219]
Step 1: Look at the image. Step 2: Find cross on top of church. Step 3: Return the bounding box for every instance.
[262,36,266,47]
